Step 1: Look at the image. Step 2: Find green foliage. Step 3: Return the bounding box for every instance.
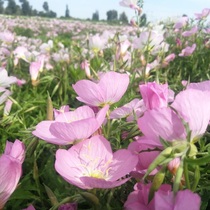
[13,26,34,37]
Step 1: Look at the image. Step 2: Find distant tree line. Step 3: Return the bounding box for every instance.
[0,0,147,25]
[0,0,57,18]
[92,9,147,26]
[91,10,129,24]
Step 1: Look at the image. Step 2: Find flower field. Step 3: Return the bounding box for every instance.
[1,1,210,210]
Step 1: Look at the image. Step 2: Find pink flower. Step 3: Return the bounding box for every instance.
[0,68,17,88]
[110,99,145,121]
[16,78,26,86]
[138,89,210,143]
[58,203,77,210]
[167,157,180,175]
[179,44,196,57]
[116,39,131,60]
[138,107,186,144]
[0,87,11,105]
[195,8,210,20]
[186,80,210,91]
[81,60,91,78]
[4,99,13,116]
[173,17,188,30]
[0,140,25,209]
[119,0,141,11]
[22,205,36,210]
[32,105,109,145]
[182,26,198,37]
[53,105,70,119]
[0,31,14,44]
[55,135,138,189]
[133,31,168,55]
[128,137,162,177]
[29,61,42,81]
[125,183,200,210]
[139,82,174,110]
[154,189,201,210]
[89,34,107,52]
[162,53,176,67]
[124,183,171,210]
[171,89,210,141]
[73,72,129,107]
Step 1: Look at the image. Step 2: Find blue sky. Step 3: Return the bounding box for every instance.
[18,0,210,21]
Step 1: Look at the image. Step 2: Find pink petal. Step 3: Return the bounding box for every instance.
[32,121,67,145]
[0,155,22,209]
[80,176,130,189]
[138,108,186,143]
[108,149,138,181]
[175,190,201,210]
[73,80,104,106]
[99,72,129,104]
[55,149,87,189]
[50,118,99,143]
[171,89,210,140]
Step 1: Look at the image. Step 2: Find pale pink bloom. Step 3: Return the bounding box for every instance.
[119,0,141,11]
[53,105,70,119]
[182,26,198,37]
[36,54,45,72]
[22,205,36,210]
[116,39,131,60]
[16,78,26,86]
[0,87,11,105]
[171,89,210,141]
[181,80,188,87]
[58,203,77,210]
[139,82,174,110]
[130,18,138,27]
[0,31,14,44]
[29,61,42,81]
[179,44,196,56]
[101,30,115,40]
[13,46,30,65]
[32,105,109,145]
[73,72,129,107]
[138,89,210,143]
[40,40,53,53]
[4,99,13,116]
[167,157,180,175]
[138,107,186,144]
[45,62,53,70]
[110,99,145,121]
[128,137,162,177]
[0,140,25,209]
[162,53,176,67]
[144,59,160,75]
[154,189,201,210]
[176,38,182,47]
[55,135,138,189]
[195,8,210,20]
[124,183,171,210]
[133,31,168,55]
[0,68,17,87]
[89,34,107,52]
[173,17,188,30]
[80,60,91,78]
[186,80,210,91]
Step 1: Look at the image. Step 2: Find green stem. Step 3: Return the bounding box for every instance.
[183,159,191,189]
